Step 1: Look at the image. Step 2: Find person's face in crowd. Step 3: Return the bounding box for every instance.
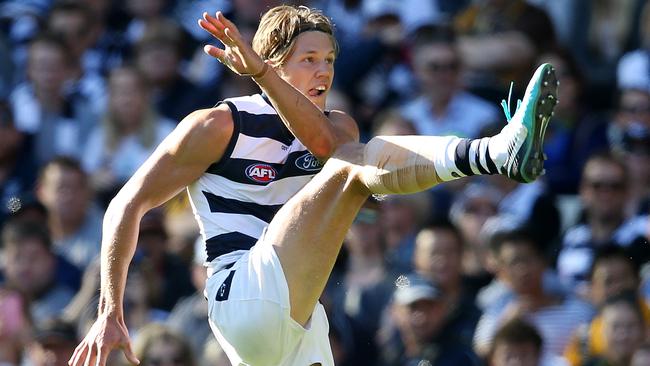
[48,10,90,58]
[456,196,498,246]
[126,0,166,19]
[616,89,650,129]
[490,341,540,366]
[345,207,383,256]
[414,228,462,290]
[602,302,646,364]
[37,165,90,225]
[276,31,335,111]
[143,338,185,366]
[395,298,447,344]
[27,42,69,97]
[590,258,638,306]
[631,348,650,366]
[109,69,149,129]
[497,241,545,296]
[2,238,56,298]
[413,42,460,105]
[136,42,180,86]
[580,160,628,220]
[380,197,422,241]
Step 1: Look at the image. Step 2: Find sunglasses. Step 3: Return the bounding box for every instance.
[422,61,460,73]
[585,180,626,191]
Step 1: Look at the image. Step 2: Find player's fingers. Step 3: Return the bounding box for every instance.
[198,19,225,41]
[203,45,226,61]
[96,346,109,366]
[82,343,97,366]
[204,12,225,29]
[69,342,87,366]
[216,11,239,36]
[223,28,238,45]
[123,339,140,365]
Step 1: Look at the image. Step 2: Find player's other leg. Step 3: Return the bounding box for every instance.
[267,63,558,325]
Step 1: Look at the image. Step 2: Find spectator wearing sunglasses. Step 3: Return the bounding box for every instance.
[401,24,499,139]
[557,152,647,298]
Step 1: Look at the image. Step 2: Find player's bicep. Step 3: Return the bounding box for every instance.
[117,106,234,210]
[328,110,360,144]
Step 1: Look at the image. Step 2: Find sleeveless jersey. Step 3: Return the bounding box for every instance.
[187,94,324,262]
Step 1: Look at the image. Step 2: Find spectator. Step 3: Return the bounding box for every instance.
[326,199,394,366]
[557,152,646,295]
[487,173,561,253]
[380,192,432,274]
[0,220,75,325]
[474,229,593,358]
[567,0,645,108]
[380,273,481,366]
[0,100,37,226]
[134,208,194,311]
[609,89,650,215]
[35,157,103,270]
[413,220,482,346]
[46,0,107,115]
[488,317,568,366]
[82,65,175,204]
[401,24,499,138]
[453,0,556,102]
[132,323,195,366]
[449,182,501,290]
[581,292,647,366]
[166,237,212,357]
[134,19,213,122]
[564,245,650,366]
[8,33,96,167]
[27,318,79,366]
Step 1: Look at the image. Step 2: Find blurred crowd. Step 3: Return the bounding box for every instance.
[0,0,649,365]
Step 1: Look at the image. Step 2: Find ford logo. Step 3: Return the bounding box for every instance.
[245,163,277,183]
[295,152,323,172]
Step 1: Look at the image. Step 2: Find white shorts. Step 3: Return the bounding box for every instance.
[205,237,334,366]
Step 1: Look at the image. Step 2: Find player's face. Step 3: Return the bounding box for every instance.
[276,31,335,110]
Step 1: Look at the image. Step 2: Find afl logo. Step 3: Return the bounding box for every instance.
[295,152,323,172]
[246,164,277,183]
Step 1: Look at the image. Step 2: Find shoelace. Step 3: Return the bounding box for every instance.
[500,81,522,123]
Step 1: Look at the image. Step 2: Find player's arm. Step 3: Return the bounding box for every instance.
[198,12,359,160]
[69,106,233,366]
[253,72,360,158]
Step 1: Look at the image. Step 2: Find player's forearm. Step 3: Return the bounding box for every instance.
[255,69,338,159]
[97,197,144,318]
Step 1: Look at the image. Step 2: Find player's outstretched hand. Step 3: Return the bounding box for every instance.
[198,11,267,77]
[68,313,139,366]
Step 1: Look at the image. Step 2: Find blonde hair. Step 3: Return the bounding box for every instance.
[252,5,338,65]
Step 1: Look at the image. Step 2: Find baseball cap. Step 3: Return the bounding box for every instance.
[393,273,442,305]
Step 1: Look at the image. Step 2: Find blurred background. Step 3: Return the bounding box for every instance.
[0,0,649,365]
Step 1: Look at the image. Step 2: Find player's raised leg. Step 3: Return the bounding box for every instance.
[268,63,559,324]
